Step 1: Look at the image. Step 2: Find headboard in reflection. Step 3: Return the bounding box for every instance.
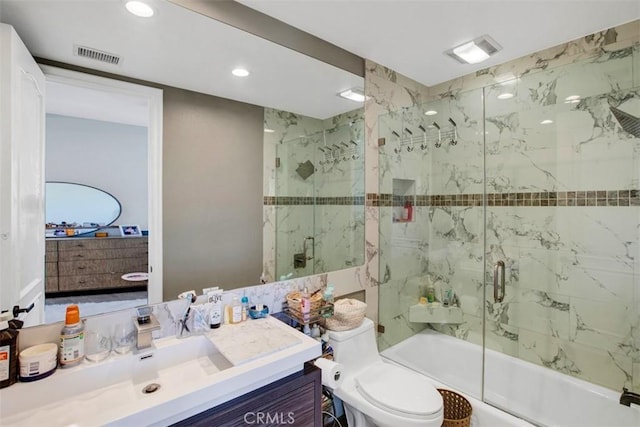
[45,182,121,237]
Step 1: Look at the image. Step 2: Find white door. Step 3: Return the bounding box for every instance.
[0,24,46,326]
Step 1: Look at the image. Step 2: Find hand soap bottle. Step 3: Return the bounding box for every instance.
[0,313,18,388]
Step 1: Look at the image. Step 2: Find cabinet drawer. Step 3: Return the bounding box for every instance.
[57,237,148,251]
[58,258,147,276]
[45,240,57,251]
[173,366,321,427]
[58,247,148,262]
[45,261,58,277]
[45,276,59,293]
[45,249,58,262]
[58,273,147,291]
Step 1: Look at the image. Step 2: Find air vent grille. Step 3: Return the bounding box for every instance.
[74,45,121,65]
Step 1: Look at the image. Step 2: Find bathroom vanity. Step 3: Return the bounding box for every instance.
[45,236,148,293]
[0,316,322,426]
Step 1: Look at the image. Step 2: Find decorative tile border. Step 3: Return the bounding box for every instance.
[263,196,365,206]
[374,190,640,207]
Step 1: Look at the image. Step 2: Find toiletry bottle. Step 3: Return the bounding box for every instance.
[426,284,436,303]
[404,200,413,221]
[241,296,249,322]
[311,324,321,339]
[208,289,223,329]
[231,295,242,324]
[301,287,311,322]
[1,312,23,330]
[59,305,84,368]
[0,313,19,388]
[322,285,335,317]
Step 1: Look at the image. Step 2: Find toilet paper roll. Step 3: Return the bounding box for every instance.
[314,357,343,388]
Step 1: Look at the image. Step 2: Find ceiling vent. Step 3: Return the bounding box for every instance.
[74,45,121,65]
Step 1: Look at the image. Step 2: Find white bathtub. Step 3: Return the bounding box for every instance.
[381,329,640,427]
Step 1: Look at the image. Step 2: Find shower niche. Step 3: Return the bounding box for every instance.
[392,178,415,223]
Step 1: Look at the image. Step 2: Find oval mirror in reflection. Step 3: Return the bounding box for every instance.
[45,182,121,237]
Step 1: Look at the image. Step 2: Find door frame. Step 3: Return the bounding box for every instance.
[40,65,164,304]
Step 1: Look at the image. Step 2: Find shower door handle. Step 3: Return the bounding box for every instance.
[493,260,505,303]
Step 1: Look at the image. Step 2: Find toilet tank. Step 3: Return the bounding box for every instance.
[327,318,381,371]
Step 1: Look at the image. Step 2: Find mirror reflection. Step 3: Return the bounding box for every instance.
[0,0,365,325]
[45,182,122,237]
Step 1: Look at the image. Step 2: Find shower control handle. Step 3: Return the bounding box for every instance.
[493,260,505,303]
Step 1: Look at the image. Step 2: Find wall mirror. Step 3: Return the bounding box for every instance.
[45,182,122,237]
[0,0,365,323]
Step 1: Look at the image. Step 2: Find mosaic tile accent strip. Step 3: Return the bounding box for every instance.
[366,193,392,207]
[264,196,365,206]
[377,190,639,207]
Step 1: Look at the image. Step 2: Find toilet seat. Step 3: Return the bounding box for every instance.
[355,363,442,419]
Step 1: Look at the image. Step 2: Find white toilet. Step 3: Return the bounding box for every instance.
[327,318,443,427]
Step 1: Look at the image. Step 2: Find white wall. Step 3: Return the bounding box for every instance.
[45,114,148,229]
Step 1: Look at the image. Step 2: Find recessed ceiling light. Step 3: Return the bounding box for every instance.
[540,119,553,125]
[497,93,514,100]
[446,35,502,65]
[232,68,250,77]
[125,1,154,18]
[338,88,365,103]
[424,110,438,116]
[264,128,275,133]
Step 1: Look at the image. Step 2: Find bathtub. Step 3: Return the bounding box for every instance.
[381,329,640,427]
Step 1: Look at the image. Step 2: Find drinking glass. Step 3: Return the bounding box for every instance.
[112,323,136,355]
[85,329,112,362]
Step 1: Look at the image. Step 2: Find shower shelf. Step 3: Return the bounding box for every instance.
[409,303,463,324]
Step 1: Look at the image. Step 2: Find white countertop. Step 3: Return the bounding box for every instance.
[0,316,321,426]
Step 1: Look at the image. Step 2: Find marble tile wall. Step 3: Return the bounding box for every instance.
[262,108,365,284]
[376,21,640,393]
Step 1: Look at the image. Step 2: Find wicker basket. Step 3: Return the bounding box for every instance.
[323,298,367,331]
[438,388,472,427]
[286,290,323,315]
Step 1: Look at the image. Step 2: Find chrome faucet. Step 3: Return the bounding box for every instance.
[133,306,161,350]
[620,388,640,407]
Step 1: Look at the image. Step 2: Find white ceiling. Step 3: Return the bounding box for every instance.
[0,0,363,121]
[238,0,640,87]
[2,1,638,125]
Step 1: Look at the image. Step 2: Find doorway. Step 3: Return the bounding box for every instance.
[41,66,163,323]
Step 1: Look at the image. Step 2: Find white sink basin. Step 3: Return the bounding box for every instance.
[0,316,321,426]
[0,334,232,423]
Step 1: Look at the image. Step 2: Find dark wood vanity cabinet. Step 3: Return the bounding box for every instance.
[172,364,322,427]
[45,237,148,293]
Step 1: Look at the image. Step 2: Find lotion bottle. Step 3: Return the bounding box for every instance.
[231,295,242,324]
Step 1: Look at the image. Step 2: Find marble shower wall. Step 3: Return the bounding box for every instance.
[364,62,433,347]
[480,46,640,392]
[263,108,365,282]
[377,20,640,393]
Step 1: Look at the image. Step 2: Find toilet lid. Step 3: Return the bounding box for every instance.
[355,363,442,417]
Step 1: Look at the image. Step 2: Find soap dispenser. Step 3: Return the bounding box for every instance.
[0,313,18,388]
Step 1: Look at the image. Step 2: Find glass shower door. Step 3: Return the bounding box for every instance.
[274,119,365,280]
[482,47,639,423]
[274,132,320,280]
[377,90,486,399]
